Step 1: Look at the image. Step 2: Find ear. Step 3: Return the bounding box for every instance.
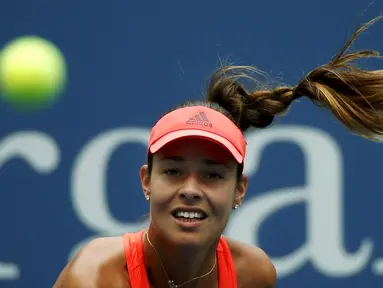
[140,164,151,199]
[234,174,248,208]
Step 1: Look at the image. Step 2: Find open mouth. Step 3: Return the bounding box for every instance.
[171,208,208,222]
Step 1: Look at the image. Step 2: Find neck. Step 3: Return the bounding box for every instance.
[143,226,219,288]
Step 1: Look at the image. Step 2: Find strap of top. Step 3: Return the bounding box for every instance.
[217,236,238,288]
[123,230,150,288]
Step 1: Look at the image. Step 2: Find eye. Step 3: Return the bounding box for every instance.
[164,169,182,176]
[205,172,223,180]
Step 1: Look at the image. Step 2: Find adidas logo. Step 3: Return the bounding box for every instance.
[186,112,213,127]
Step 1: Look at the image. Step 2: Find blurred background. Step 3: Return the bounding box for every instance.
[1,0,383,287]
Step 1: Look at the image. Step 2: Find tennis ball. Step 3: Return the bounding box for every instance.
[0,36,67,110]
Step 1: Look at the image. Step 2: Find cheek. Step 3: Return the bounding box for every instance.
[209,185,236,214]
[149,177,174,206]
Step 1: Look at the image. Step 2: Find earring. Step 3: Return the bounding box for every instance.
[234,204,239,210]
[145,195,150,201]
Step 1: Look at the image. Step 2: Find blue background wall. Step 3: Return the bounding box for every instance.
[1,0,383,287]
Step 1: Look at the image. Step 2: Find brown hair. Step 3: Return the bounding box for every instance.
[148,17,383,173]
[201,16,383,140]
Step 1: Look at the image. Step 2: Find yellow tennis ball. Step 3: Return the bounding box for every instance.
[0,36,67,110]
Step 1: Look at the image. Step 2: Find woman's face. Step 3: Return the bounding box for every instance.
[140,138,247,247]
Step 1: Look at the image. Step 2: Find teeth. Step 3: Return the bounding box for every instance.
[175,211,204,219]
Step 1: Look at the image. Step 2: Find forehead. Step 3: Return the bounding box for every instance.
[155,138,236,164]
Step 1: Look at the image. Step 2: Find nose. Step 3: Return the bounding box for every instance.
[178,175,203,202]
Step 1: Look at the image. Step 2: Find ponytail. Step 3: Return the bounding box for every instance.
[207,16,383,140]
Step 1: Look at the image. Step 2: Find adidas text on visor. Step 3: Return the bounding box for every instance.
[148,106,246,164]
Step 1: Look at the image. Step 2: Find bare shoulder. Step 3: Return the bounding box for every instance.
[225,237,277,288]
[53,236,130,288]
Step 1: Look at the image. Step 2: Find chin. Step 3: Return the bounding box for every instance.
[151,217,222,248]
[174,229,204,244]
[170,220,221,248]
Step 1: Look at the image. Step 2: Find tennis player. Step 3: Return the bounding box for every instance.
[54,17,383,288]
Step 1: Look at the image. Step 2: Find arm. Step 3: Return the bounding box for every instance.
[245,247,277,288]
[52,237,130,288]
[227,237,277,288]
[52,247,92,288]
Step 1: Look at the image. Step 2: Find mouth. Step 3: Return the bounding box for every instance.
[171,207,208,228]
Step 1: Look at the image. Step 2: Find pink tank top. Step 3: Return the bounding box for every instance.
[123,230,237,288]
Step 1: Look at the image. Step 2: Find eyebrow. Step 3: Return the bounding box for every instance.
[160,156,229,167]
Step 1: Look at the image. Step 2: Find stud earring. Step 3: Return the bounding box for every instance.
[145,195,150,201]
[234,204,239,209]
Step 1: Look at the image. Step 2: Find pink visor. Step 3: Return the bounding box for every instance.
[148,106,246,163]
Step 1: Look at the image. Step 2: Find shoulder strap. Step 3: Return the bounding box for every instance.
[217,236,238,288]
[123,230,150,288]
